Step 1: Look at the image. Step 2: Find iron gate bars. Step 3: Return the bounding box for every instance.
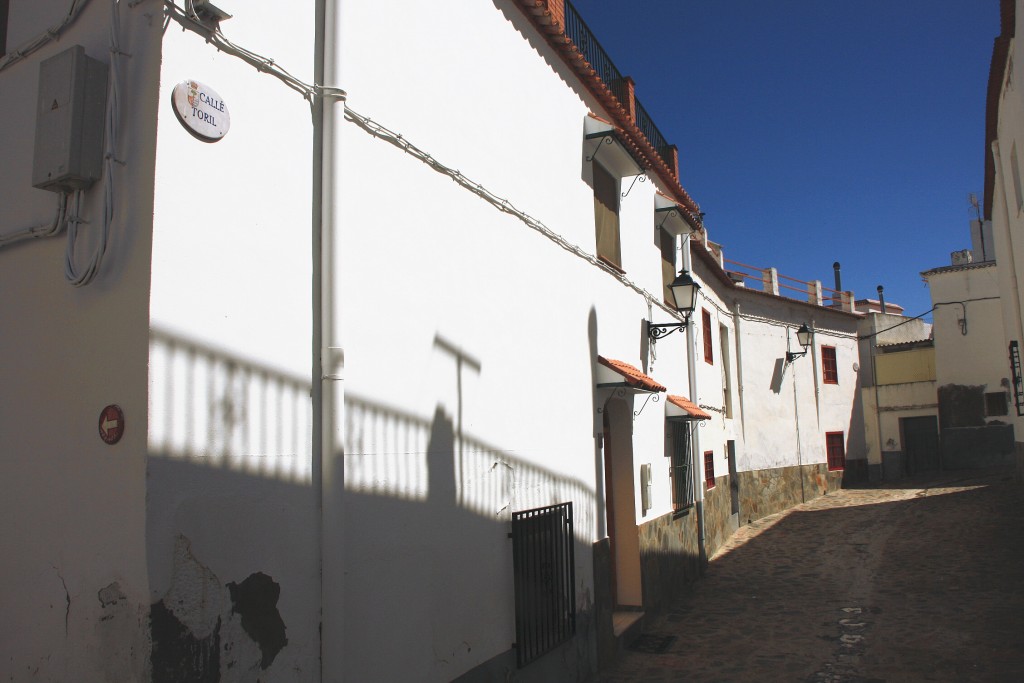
[510,501,576,668]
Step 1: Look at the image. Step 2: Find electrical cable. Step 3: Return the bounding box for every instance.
[857,297,999,340]
[0,193,71,247]
[0,0,93,73]
[64,0,123,286]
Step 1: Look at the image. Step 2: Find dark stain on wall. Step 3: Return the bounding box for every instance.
[227,572,287,669]
[150,600,221,683]
[938,384,985,428]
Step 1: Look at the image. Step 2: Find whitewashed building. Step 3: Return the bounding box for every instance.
[982,0,1024,481]
[0,1,865,681]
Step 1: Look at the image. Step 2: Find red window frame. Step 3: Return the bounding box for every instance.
[702,309,713,365]
[825,432,846,471]
[703,450,715,488]
[821,345,838,384]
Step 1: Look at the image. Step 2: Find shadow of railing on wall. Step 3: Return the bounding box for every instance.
[149,327,596,538]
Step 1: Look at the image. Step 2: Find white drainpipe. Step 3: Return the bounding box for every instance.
[684,237,707,569]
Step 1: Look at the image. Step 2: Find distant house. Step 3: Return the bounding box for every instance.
[922,259,1012,470]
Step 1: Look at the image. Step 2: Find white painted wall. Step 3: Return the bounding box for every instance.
[862,382,938,462]
[332,0,704,678]
[0,1,161,680]
[990,5,1024,445]
[928,264,1008,401]
[147,1,319,679]
[720,292,861,474]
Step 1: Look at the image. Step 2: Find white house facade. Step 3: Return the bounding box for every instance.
[983,0,1024,481]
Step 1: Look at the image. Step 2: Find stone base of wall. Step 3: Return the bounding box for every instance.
[703,476,736,559]
[735,463,842,525]
[636,508,701,611]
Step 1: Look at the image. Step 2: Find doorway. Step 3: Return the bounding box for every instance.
[902,415,940,475]
[602,400,642,608]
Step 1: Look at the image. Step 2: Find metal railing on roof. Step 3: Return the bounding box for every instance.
[564,1,674,169]
[564,2,624,96]
[633,96,672,166]
[722,257,844,308]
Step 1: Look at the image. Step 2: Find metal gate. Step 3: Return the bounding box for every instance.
[510,502,576,667]
[903,415,940,475]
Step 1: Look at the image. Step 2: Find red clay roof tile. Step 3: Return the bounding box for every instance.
[667,395,711,420]
[597,356,667,392]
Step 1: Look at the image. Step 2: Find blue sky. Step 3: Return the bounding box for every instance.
[569,0,999,318]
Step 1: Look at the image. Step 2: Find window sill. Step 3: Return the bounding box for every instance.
[672,505,693,519]
[597,255,626,274]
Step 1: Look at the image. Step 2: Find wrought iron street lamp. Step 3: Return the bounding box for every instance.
[786,323,813,362]
[646,270,701,341]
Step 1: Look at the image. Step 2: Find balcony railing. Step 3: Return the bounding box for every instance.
[564,2,624,96]
[633,96,672,166]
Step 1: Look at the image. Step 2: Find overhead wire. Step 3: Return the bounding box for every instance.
[65,0,124,286]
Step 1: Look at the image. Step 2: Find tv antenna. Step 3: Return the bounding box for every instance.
[968,192,981,221]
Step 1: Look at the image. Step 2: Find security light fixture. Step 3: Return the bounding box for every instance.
[646,270,701,341]
[786,323,813,362]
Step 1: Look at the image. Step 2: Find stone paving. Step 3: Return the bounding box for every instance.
[593,469,1024,682]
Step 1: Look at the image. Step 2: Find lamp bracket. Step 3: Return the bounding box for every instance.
[786,349,809,363]
[646,316,690,341]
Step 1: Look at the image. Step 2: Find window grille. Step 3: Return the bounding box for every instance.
[670,420,694,510]
[1010,341,1024,416]
[510,502,576,668]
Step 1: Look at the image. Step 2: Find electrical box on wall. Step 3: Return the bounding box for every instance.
[32,45,108,193]
[640,463,652,515]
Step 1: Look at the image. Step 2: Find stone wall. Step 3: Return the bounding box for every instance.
[735,464,842,525]
[703,476,735,559]
[636,508,701,611]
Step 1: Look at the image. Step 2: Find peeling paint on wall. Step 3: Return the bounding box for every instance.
[151,600,222,683]
[149,535,291,682]
[227,572,287,669]
[151,536,225,682]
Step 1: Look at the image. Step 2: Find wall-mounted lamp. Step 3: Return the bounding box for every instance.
[785,323,813,362]
[646,270,701,341]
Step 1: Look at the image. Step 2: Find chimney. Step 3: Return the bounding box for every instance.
[877,285,886,314]
[833,262,842,292]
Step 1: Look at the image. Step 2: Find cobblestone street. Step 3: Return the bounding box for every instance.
[595,469,1024,682]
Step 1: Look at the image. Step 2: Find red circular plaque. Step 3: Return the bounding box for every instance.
[98,405,125,445]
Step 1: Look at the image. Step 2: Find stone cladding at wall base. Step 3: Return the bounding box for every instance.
[636,509,701,610]
[736,464,843,525]
[702,477,735,559]
[633,465,844,623]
